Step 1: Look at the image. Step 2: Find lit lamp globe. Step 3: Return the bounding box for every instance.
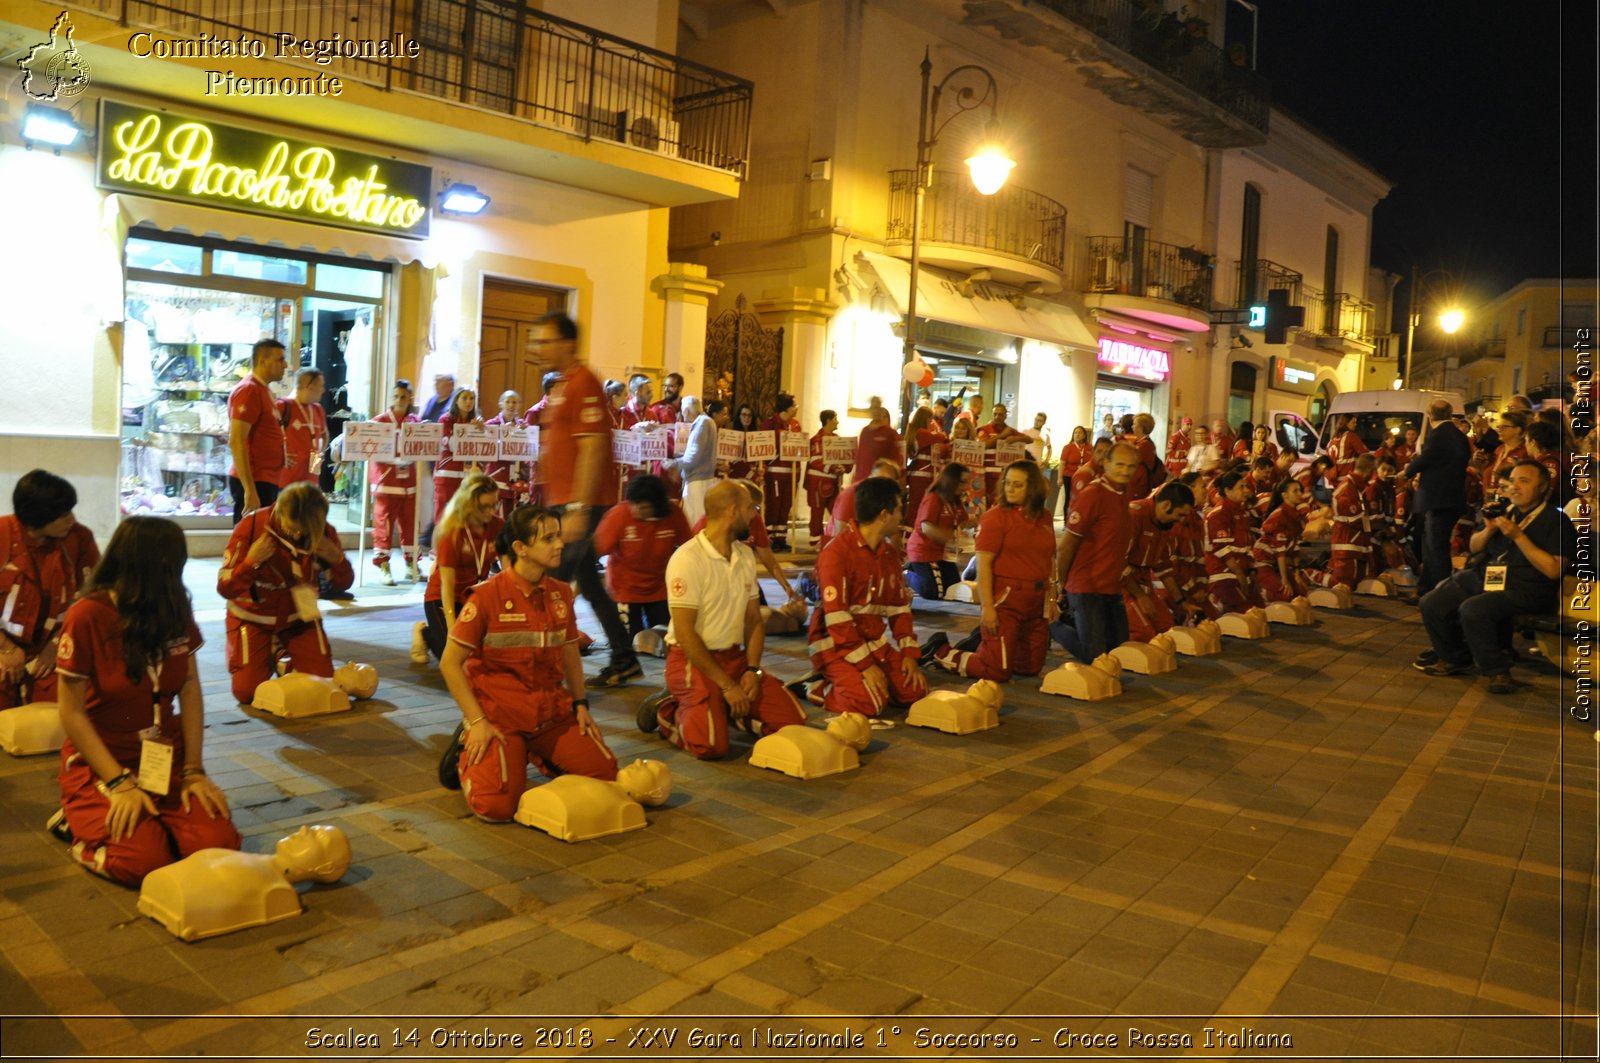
[1438,308,1465,334]
[965,147,1015,196]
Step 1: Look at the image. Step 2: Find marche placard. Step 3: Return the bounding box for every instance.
[779,431,809,462]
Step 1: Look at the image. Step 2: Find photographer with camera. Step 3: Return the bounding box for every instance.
[1413,460,1573,695]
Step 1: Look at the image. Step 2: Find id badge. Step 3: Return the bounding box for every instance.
[138,738,173,796]
[1484,564,1508,592]
[290,583,322,623]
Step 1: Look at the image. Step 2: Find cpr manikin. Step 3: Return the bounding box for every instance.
[1041,652,1124,701]
[748,721,869,780]
[513,758,673,842]
[908,680,1003,735]
[251,674,351,718]
[0,702,65,755]
[137,824,352,941]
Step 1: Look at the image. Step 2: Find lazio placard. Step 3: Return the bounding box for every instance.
[97,99,432,238]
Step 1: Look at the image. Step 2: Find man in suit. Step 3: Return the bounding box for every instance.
[1403,399,1472,594]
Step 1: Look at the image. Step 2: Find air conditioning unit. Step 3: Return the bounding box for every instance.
[623,112,680,157]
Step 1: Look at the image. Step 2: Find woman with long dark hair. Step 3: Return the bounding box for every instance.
[438,505,617,819]
[926,461,1057,681]
[55,517,239,884]
[727,402,759,482]
[434,386,484,535]
[906,461,974,600]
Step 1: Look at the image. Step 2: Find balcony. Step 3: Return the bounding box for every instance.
[50,0,751,205]
[1233,259,1303,308]
[1459,338,1506,367]
[1544,325,1593,348]
[962,0,1269,148]
[1301,286,1375,350]
[1083,235,1214,332]
[884,170,1068,293]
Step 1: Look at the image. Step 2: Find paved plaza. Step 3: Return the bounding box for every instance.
[1,566,1596,1061]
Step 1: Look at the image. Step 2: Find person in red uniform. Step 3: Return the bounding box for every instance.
[1204,471,1263,613]
[419,473,502,662]
[277,369,328,489]
[1122,480,1196,642]
[227,338,288,524]
[483,389,527,519]
[1169,472,1215,620]
[1366,455,1409,573]
[906,463,974,600]
[435,387,485,530]
[646,372,685,502]
[520,372,560,507]
[1329,454,1378,588]
[1296,455,1335,509]
[760,393,802,551]
[1326,414,1367,480]
[805,410,849,543]
[905,406,945,527]
[1234,423,1279,464]
[1071,437,1112,497]
[216,483,354,704]
[369,380,420,586]
[852,404,904,486]
[1210,418,1237,461]
[1391,427,1419,469]
[533,312,641,687]
[828,459,902,545]
[1124,413,1165,501]
[955,393,986,435]
[594,474,692,635]
[1056,442,1138,662]
[1165,417,1193,480]
[53,516,239,884]
[437,505,617,816]
[1483,410,1529,494]
[926,462,1058,680]
[1244,455,1281,522]
[1254,478,1318,602]
[976,405,1026,504]
[807,477,926,717]
[1,470,87,709]
[639,481,807,759]
[1058,425,1093,516]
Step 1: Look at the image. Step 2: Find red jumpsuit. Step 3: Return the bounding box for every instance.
[1169,509,1213,619]
[1204,496,1261,613]
[1329,474,1376,586]
[1253,503,1315,602]
[433,414,480,527]
[937,507,1055,681]
[1328,429,1367,480]
[0,516,80,708]
[906,425,947,526]
[808,528,924,716]
[1128,436,1161,500]
[54,594,240,884]
[761,413,802,546]
[217,506,354,703]
[1233,438,1279,464]
[449,570,617,822]
[483,414,529,519]
[1122,499,1180,641]
[369,410,419,564]
[1165,430,1191,480]
[277,398,328,488]
[805,431,849,539]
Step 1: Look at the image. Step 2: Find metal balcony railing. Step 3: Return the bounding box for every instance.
[74,0,754,173]
[1233,258,1302,307]
[1031,0,1270,134]
[1085,236,1214,311]
[1544,325,1594,348]
[1302,286,1375,344]
[886,170,1068,271]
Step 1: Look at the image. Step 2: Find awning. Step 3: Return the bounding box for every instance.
[857,251,1098,353]
[105,193,437,267]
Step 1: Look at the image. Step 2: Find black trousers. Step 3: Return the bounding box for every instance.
[1414,507,1464,595]
[423,599,450,660]
[626,600,671,636]
[229,477,280,525]
[1419,568,1543,676]
[555,505,636,667]
[907,561,962,600]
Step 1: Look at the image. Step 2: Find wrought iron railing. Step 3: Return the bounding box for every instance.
[74,0,753,173]
[1030,0,1269,133]
[886,170,1068,272]
[1302,286,1375,344]
[1085,236,1214,310]
[1233,258,1302,307]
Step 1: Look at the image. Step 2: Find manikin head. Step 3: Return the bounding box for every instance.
[615,759,673,806]
[274,825,352,884]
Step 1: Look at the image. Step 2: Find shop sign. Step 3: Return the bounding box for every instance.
[1097,337,1170,382]
[97,99,431,237]
[1269,356,1319,396]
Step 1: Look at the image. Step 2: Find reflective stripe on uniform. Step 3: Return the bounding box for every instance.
[482,631,569,649]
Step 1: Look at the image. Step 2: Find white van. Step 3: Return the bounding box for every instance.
[1262,389,1468,476]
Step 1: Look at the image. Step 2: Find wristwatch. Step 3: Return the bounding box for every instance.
[96,770,134,797]
[747,667,764,679]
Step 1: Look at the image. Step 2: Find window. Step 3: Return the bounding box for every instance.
[1512,366,1522,394]
[1239,184,1261,304]
[314,263,387,298]
[1323,226,1339,331]
[1517,307,1526,336]
[126,237,202,275]
[213,250,308,284]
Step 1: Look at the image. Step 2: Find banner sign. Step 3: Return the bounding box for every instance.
[949,440,985,469]
[637,431,669,463]
[449,424,499,463]
[779,431,810,462]
[744,430,777,463]
[497,423,533,460]
[716,430,744,462]
[396,421,441,461]
[822,435,856,465]
[97,99,432,237]
[343,421,395,462]
[612,429,641,465]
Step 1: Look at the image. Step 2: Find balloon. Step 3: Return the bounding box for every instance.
[919,369,935,388]
[902,358,930,384]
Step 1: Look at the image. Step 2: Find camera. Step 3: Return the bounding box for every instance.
[1482,496,1509,521]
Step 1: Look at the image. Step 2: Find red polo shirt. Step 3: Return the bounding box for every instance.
[907,492,959,563]
[596,505,692,602]
[1065,478,1132,595]
[975,506,1055,584]
[227,376,285,481]
[539,363,614,507]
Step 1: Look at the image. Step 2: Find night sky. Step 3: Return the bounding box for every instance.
[1246,0,1596,314]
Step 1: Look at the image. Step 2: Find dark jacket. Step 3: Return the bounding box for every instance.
[1404,420,1472,512]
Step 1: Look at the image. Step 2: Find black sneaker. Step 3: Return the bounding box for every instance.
[45,809,72,844]
[1414,659,1472,677]
[918,631,950,666]
[320,588,355,602]
[438,723,465,790]
[636,688,671,733]
[1486,673,1519,695]
[784,673,818,701]
[1413,649,1439,667]
[594,658,644,687]
[954,627,984,654]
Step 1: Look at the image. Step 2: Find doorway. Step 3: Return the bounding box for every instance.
[479,278,569,413]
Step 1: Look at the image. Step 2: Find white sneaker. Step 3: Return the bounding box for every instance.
[376,560,395,587]
[410,621,429,664]
[405,558,421,583]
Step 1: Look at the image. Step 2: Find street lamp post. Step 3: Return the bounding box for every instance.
[1401,264,1466,390]
[901,49,1013,423]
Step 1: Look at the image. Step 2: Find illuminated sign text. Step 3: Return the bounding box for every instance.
[1097,337,1170,382]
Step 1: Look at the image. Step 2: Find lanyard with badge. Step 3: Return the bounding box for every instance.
[1484,501,1545,592]
[137,658,174,795]
[273,529,323,622]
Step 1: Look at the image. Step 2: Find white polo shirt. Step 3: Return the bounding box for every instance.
[664,532,758,652]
